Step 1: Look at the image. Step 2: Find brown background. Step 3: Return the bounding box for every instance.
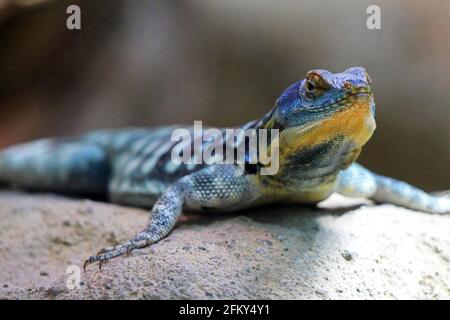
[0,0,448,190]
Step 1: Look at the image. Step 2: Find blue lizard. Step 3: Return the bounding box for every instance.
[0,66,448,270]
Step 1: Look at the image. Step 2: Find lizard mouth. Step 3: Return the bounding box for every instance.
[339,87,373,104]
[351,92,372,101]
[347,86,372,97]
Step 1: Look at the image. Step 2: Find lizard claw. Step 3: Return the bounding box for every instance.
[98,258,108,270]
[83,259,89,272]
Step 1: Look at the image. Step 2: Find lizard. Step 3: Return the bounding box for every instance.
[0,66,448,271]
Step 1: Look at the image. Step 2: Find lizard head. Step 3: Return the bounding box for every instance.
[256,67,375,195]
[267,66,376,148]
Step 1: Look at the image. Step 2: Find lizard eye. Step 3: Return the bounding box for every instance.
[306,79,316,92]
[300,70,331,99]
[304,74,328,97]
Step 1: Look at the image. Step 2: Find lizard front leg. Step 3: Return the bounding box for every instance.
[335,163,450,214]
[83,164,260,270]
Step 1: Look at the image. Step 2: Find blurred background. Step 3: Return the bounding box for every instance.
[0,0,448,190]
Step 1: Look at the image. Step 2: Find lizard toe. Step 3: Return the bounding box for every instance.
[84,245,129,271]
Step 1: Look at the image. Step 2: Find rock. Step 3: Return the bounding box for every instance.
[0,191,449,299]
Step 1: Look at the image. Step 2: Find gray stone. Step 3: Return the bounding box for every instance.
[0,191,448,299]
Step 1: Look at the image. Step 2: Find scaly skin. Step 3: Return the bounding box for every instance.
[0,67,448,270]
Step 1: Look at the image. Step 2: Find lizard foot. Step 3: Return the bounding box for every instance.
[83,244,127,271]
[83,236,153,271]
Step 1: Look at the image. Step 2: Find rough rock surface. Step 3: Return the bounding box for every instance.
[0,191,448,300]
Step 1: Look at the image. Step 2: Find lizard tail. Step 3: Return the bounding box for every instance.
[372,174,450,214]
[0,139,57,188]
[0,138,110,195]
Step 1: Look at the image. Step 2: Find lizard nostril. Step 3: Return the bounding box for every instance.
[343,82,352,88]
